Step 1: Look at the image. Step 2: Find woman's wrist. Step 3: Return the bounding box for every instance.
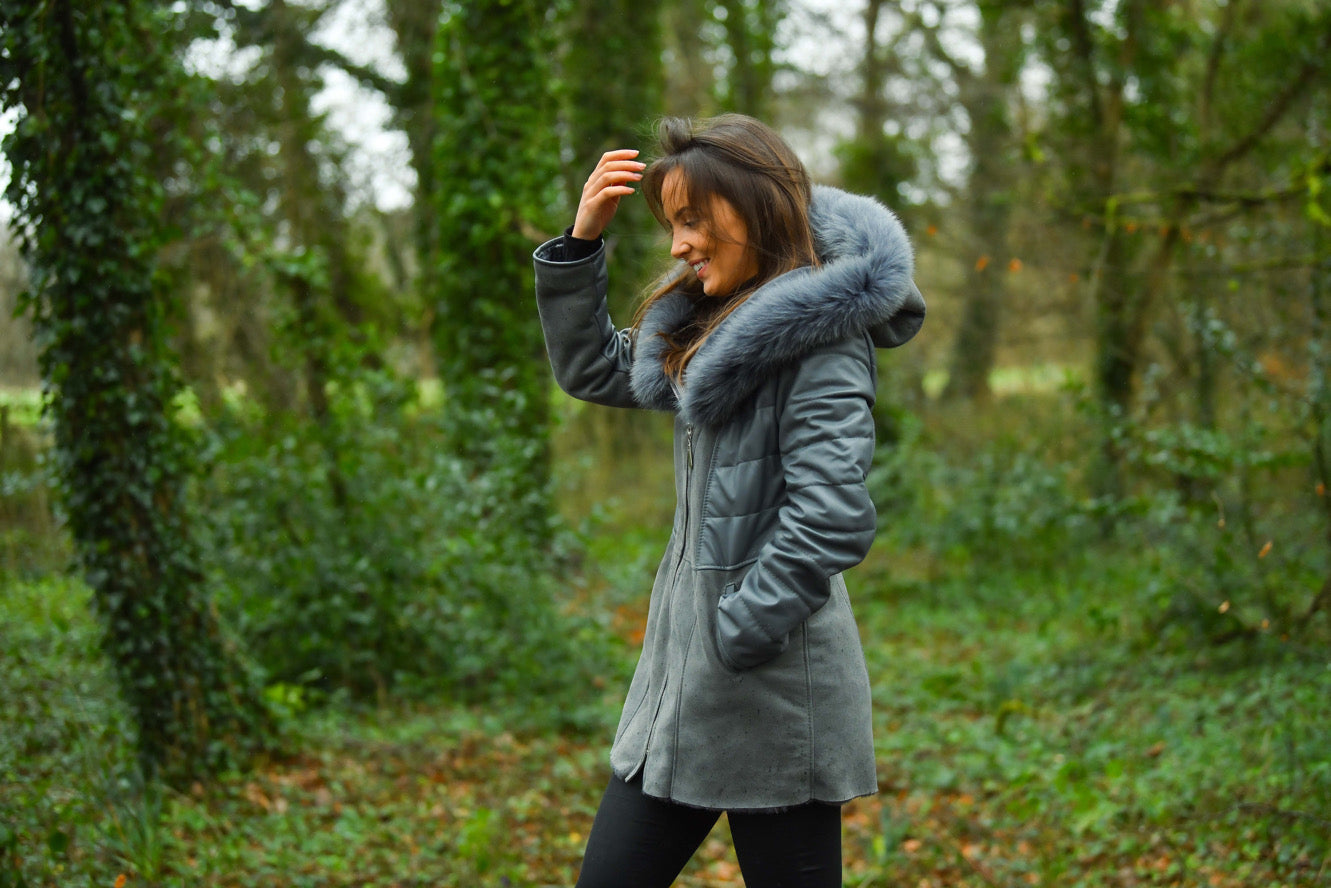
[562,226,602,261]
[570,221,600,240]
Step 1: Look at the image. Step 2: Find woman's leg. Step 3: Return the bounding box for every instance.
[728,802,843,888]
[574,775,720,888]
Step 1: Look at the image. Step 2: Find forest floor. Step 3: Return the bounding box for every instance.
[4,534,1331,887]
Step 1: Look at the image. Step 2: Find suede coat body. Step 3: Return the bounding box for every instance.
[534,185,924,810]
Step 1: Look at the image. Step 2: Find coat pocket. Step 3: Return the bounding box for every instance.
[714,578,792,673]
[712,582,745,674]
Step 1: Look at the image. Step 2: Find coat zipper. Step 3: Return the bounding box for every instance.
[638,421,695,778]
[677,422,694,568]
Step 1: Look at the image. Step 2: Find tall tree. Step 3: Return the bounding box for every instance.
[262,0,366,507]
[940,0,1028,402]
[380,0,445,299]
[237,0,442,367]
[560,0,668,462]
[0,0,271,785]
[659,0,786,119]
[714,0,784,118]
[836,0,917,204]
[1310,148,1331,618]
[662,0,718,116]
[1039,0,1331,506]
[145,0,387,440]
[562,0,665,297]
[432,0,560,543]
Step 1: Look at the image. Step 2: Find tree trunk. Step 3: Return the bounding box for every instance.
[663,0,718,116]
[1309,172,1331,618]
[943,2,1025,402]
[716,0,782,118]
[383,0,445,304]
[0,0,272,786]
[432,0,560,545]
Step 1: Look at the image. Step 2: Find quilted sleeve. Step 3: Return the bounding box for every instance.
[714,335,879,671]
[533,237,639,409]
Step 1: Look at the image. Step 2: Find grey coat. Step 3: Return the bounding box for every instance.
[533,185,925,810]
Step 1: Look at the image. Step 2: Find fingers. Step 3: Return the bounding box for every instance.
[596,148,644,167]
[572,149,646,240]
[589,148,645,181]
[582,151,645,206]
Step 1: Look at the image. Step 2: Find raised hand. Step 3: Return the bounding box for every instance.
[572,149,646,241]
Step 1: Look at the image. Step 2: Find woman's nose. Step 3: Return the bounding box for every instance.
[670,233,689,259]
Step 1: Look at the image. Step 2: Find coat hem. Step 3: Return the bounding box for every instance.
[639,783,880,815]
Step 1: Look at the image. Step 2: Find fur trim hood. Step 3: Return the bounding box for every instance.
[630,185,925,426]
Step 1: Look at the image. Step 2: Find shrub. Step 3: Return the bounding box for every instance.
[868,400,1330,651]
[868,411,1095,570]
[0,406,68,577]
[196,383,617,725]
[1114,418,1330,647]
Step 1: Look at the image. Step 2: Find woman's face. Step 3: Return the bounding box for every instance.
[662,168,759,298]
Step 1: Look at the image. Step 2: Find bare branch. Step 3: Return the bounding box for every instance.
[1063,0,1103,126]
[1198,0,1239,139]
[1212,21,1331,172]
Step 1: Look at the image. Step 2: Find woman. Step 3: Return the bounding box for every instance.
[533,114,925,887]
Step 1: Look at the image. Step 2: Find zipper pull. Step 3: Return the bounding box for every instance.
[686,424,694,469]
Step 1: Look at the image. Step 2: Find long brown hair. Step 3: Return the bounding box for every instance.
[632,114,818,381]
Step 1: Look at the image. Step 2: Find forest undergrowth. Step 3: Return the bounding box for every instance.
[3,393,1330,887]
[5,544,1328,885]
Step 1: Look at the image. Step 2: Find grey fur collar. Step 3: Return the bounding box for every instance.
[629,185,924,426]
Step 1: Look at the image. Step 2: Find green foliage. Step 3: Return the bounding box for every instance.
[869,401,1097,571]
[852,547,1331,887]
[4,506,1328,886]
[870,393,1329,647]
[431,0,561,543]
[197,379,620,725]
[0,0,273,785]
[0,400,66,576]
[0,576,142,885]
[834,133,920,207]
[1020,0,1331,513]
[0,569,618,885]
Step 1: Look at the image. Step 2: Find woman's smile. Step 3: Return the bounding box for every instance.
[662,167,759,298]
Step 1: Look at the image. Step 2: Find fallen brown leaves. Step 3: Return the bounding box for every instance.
[157,691,1323,887]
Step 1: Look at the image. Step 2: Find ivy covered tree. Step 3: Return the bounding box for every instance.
[835,0,918,206]
[431,0,561,545]
[0,0,272,785]
[556,0,669,466]
[715,0,784,118]
[563,0,664,297]
[1037,0,1331,505]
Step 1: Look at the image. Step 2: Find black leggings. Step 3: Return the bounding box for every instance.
[574,775,842,888]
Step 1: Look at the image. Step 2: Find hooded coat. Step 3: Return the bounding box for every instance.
[533,185,925,811]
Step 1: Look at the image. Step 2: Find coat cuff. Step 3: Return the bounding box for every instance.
[533,227,604,264]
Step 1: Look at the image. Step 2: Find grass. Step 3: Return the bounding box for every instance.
[846,551,1331,887]
[4,539,1328,887]
[2,390,1329,886]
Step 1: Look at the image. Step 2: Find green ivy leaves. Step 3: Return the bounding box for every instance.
[0,0,271,787]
